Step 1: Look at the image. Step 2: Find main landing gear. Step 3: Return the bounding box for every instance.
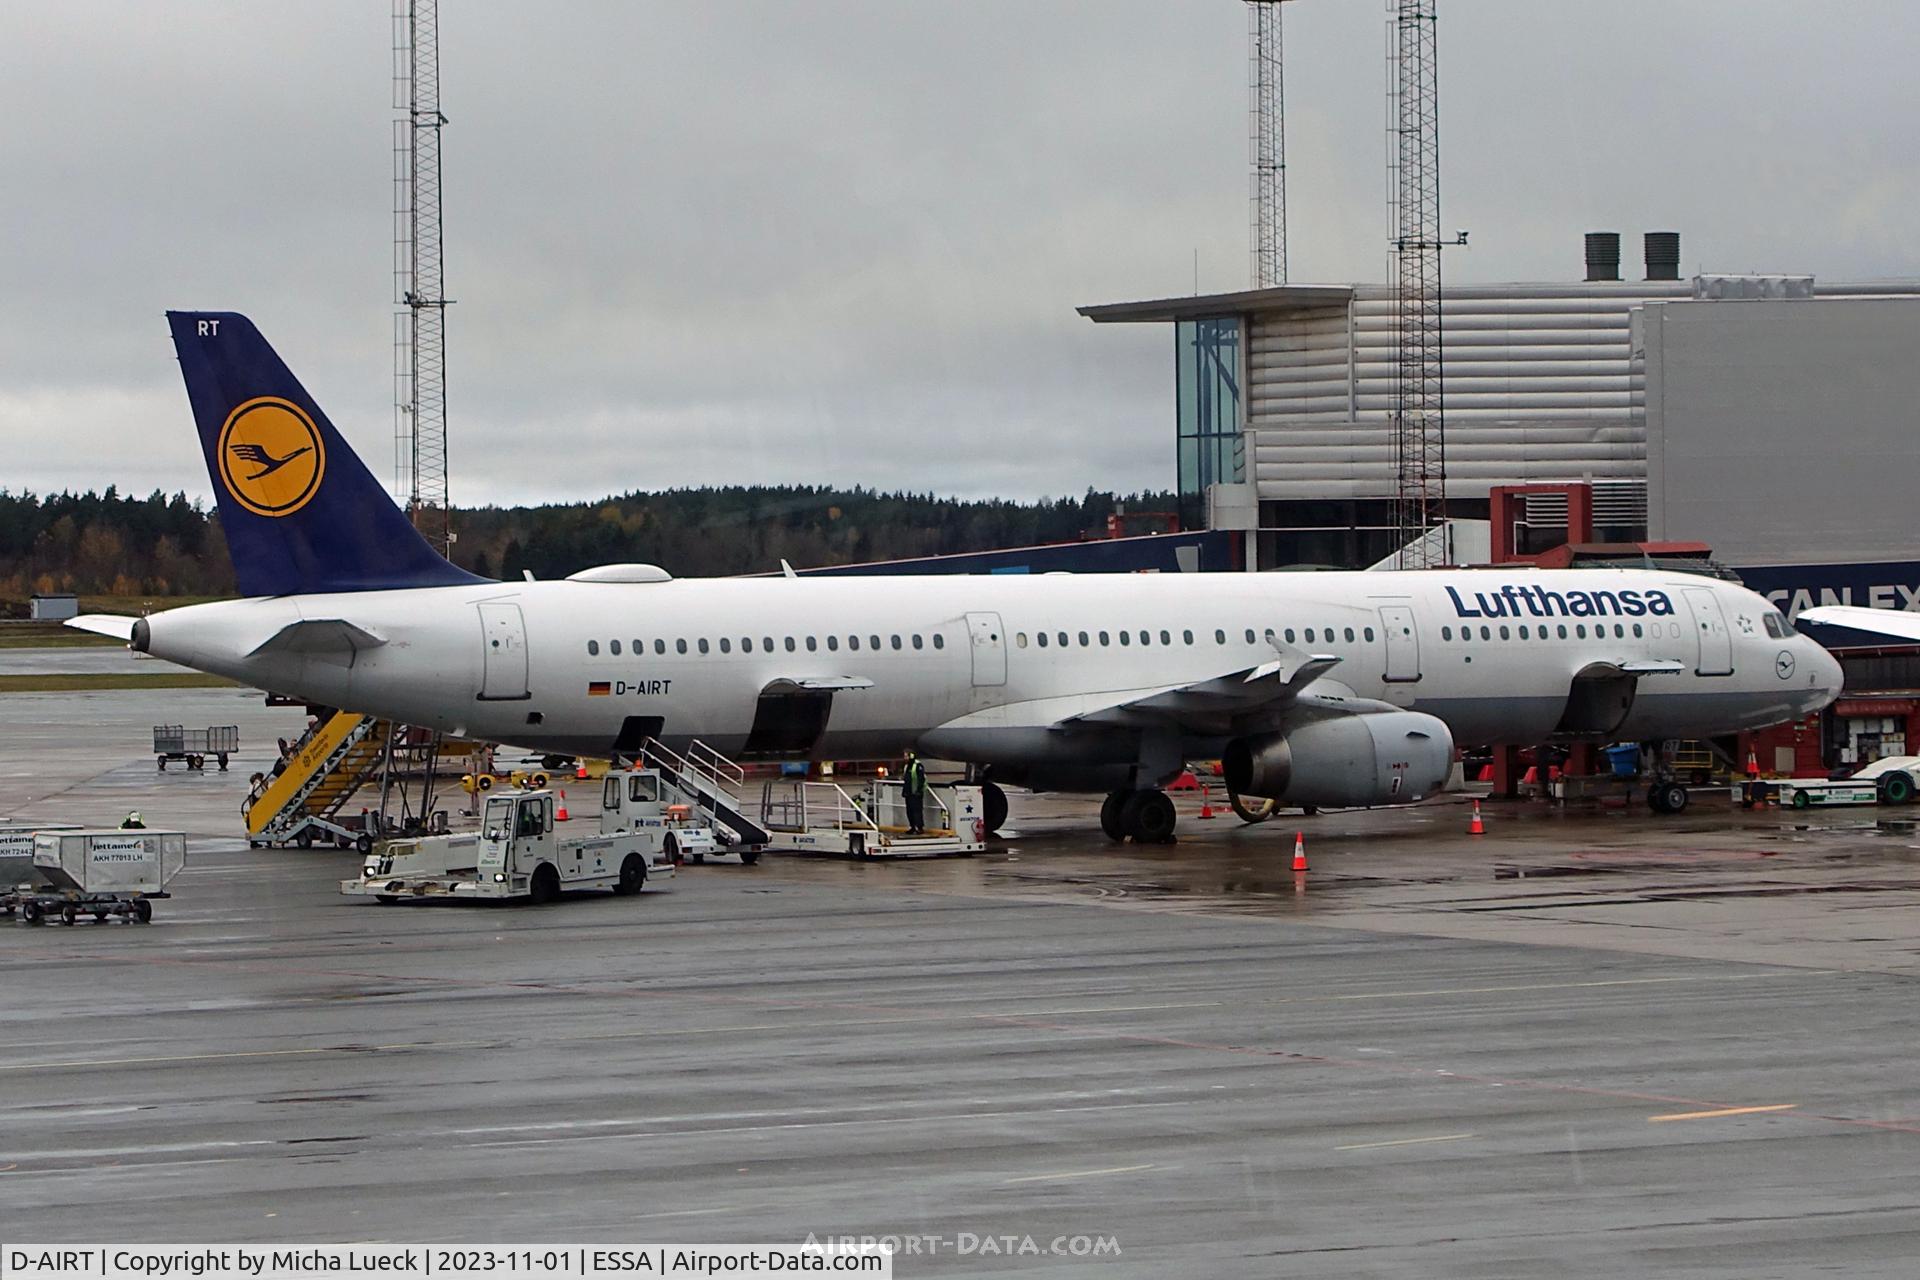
[1101,788,1178,843]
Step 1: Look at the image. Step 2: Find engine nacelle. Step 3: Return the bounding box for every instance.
[1223,711,1454,808]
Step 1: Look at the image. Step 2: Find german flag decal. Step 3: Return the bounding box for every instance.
[587,681,611,697]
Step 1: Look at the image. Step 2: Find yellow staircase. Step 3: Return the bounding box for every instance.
[244,712,388,845]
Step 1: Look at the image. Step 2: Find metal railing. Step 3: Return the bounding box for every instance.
[758,779,953,835]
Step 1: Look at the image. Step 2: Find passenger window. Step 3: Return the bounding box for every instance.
[1557,625,1567,639]
[849,636,860,651]
[1576,624,1588,638]
[1344,627,1355,643]
[1518,625,1529,639]
[1215,629,1226,644]
[610,639,622,655]
[1304,628,1315,643]
[1364,627,1375,642]
[870,635,881,651]
[828,635,840,651]
[1632,623,1643,638]
[676,638,688,654]
[913,634,924,649]
[1016,632,1029,648]
[1057,632,1069,647]
[587,640,599,656]
[934,634,946,649]
[1036,632,1048,648]
[1480,626,1491,641]
[1442,626,1453,641]
[1498,626,1509,640]
[1099,631,1111,646]
[1246,629,1256,644]
[891,635,903,650]
[1284,629,1296,644]
[1078,631,1090,646]
[1140,630,1152,646]
[719,638,731,654]
[655,639,666,654]
[1179,630,1190,645]
[698,638,710,654]
[1119,631,1131,646]
[785,636,797,652]
[807,636,819,651]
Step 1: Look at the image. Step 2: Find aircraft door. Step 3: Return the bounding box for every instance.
[477,602,530,700]
[1683,587,1734,676]
[1378,604,1421,682]
[965,611,1007,687]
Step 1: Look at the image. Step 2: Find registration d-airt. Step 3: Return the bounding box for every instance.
[70,313,1842,841]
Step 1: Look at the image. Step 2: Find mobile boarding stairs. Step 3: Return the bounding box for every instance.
[637,738,984,860]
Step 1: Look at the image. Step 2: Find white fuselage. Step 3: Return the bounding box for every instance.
[134,568,1841,787]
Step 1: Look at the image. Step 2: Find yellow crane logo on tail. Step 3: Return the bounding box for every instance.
[217,396,326,517]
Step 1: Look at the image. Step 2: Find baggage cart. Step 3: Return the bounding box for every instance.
[153,724,239,771]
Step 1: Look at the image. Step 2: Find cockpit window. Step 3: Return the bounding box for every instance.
[1764,611,1792,639]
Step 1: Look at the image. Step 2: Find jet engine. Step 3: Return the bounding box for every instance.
[1223,711,1454,808]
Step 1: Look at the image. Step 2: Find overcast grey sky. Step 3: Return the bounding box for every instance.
[2,2,1915,506]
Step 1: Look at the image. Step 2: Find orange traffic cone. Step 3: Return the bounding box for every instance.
[1291,832,1308,872]
[555,790,571,822]
[1469,799,1485,836]
[576,761,590,780]
[1198,785,1216,820]
[1746,750,1760,779]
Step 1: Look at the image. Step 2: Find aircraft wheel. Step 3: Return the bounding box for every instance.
[1228,789,1276,824]
[1099,791,1130,842]
[981,781,1008,835]
[1124,790,1178,844]
[1649,782,1689,815]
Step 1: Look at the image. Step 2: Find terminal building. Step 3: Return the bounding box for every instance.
[1078,232,1920,585]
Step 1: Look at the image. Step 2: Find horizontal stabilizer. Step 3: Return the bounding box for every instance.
[1799,605,1920,643]
[65,614,137,641]
[246,618,387,658]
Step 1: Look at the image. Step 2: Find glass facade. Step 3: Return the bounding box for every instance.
[1175,317,1244,530]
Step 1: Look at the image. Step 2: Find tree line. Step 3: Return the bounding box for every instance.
[0,485,1177,609]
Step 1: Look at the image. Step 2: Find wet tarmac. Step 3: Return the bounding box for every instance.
[4,681,1920,1276]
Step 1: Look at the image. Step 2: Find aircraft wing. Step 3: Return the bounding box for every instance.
[65,614,137,641]
[1799,605,1920,643]
[1062,653,1344,732]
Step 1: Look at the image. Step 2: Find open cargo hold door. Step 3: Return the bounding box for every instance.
[741,681,834,761]
[1553,659,1684,738]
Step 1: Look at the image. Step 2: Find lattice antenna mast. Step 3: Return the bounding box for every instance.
[1247,1,1293,288]
[394,0,452,556]
[1386,0,1463,567]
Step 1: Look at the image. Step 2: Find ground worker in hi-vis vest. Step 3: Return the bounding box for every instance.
[902,751,928,835]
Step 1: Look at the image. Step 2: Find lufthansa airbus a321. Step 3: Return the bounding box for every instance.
[69,312,1843,841]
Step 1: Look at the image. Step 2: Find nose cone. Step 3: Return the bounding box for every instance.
[1808,641,1844,708]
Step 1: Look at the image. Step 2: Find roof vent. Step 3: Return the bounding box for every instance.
[1584,232,1620,282]
[1644,231,1681,281]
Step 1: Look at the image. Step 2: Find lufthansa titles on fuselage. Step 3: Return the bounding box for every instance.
[1445,583,1676,621]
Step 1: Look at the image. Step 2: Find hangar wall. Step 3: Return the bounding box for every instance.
[1644,297,1920,566]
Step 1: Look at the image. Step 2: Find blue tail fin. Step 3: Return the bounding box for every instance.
[168,311,488,597]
